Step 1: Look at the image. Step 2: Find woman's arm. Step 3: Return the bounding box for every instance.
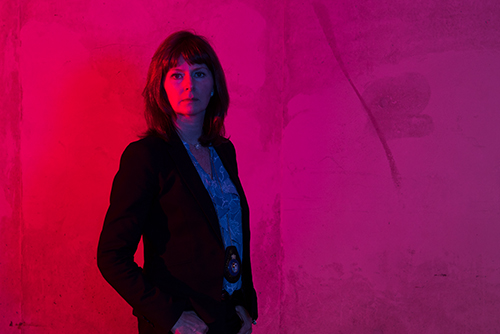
[97,139,185,332]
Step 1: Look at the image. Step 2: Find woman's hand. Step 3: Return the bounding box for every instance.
[171,311,208,334]
[235,305,253,334]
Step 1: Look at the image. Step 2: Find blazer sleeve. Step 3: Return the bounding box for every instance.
[97,139,185,332]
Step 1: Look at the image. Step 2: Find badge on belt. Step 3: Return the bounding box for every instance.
[224,246,241,283]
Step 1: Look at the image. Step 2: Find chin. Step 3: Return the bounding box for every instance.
[176,109,206,117]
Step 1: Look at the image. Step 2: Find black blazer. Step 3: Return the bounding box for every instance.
[97,133,257,332]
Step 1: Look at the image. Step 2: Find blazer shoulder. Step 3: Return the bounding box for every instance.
[120,136,170,169]
[128,135,168,151]
[215,138,236,157]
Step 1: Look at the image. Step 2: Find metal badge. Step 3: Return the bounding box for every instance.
[224,246,241,283]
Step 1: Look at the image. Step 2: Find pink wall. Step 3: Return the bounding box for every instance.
[1,0,499,333]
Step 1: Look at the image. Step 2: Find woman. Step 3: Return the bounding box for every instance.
[97,31,258,334]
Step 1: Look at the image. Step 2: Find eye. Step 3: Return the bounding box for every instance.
[194,71,206,78]
[170,73,183,79]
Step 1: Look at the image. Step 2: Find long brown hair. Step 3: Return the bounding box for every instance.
[142,31,229,145]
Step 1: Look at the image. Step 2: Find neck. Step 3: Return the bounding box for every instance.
[175,112,205,144]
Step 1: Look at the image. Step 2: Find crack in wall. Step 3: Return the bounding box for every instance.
[312,1,402,188]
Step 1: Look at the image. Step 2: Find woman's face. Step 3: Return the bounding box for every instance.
[164,57,214,118]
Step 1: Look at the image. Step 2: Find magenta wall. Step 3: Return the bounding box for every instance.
[1,0,499,333]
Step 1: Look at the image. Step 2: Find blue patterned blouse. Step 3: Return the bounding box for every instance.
[183,142,243,295]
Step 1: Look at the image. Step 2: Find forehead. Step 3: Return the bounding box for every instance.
[168,56,209,72]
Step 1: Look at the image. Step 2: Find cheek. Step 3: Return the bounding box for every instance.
[202,80,214,94]
[164,83,178,101]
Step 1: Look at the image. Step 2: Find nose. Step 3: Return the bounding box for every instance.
[184,75,194,91]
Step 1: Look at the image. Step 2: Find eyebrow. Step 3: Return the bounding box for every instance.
[169,65,208,72]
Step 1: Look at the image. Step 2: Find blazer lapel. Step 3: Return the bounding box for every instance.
[214,143,250,226]
[163,132,224,247]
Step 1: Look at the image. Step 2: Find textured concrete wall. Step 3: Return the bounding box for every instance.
[1,0,23,332]
[1,0,499,333]
[282,1,500,333]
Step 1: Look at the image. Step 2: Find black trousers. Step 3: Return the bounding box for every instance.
[137,300,242,334]
[206,299,242,334]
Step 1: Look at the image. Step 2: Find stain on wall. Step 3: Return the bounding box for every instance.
[362,72,433,139]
